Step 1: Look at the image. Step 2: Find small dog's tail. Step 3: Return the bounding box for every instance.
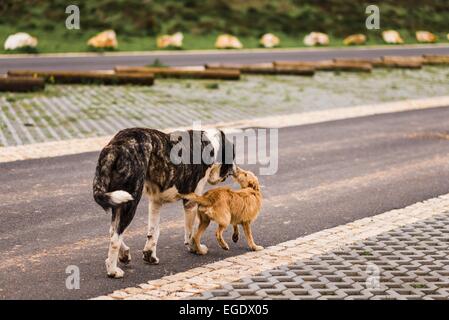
[180,193,212,207]
[93,147,133,211]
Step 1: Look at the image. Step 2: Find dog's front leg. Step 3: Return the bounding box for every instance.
[143,200,162,264]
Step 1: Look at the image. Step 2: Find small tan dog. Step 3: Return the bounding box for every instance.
[182,167,263,255]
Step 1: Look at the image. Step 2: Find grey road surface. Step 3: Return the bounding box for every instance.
[1,45,449,74]
[1,107,449,299]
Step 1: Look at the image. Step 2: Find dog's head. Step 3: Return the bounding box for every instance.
[206,130,236,185]
[233,167,260,191]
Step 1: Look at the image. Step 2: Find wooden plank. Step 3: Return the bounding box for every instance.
[205,63,274,70]
[333,58,383,67]
[205,63,314,76]
[274,60,333,69]
[115,66,240,80]
[7,70,155,85]
[275,60,372,72]
[422,55,449,65]
[321,61,372,72]
[0,77,45,92]
[377,56,423,69]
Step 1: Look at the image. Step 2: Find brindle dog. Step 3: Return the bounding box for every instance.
[93,128,235,278]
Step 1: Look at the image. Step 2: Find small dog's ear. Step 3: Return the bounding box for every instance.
[248,180,260,191]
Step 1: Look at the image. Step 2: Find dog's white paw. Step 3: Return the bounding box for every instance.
[142,250,159,265]
[108,267,124,279]
[197,244,208,255]
[105,259,125,278]
[119,249,131,264]
[252,245,264,251]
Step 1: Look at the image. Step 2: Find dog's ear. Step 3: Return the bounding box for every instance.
[248,179,260,191]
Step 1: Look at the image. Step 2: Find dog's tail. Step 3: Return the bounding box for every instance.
[93,147,133,211]
[180,193,212,207]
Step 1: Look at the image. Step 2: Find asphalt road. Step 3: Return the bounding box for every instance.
[1,45,449,74]
[2,107,449,299]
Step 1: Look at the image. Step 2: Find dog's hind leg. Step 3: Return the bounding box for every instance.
[183,201,198,252]
[191,213,210,255]
[105,209,124,278]
[143,200,162,264]
[111,217,131,264]
[119,240,131,264]
[242,222,264,251]
[216,225,230,251]
[232,224,239,243]
[106,190,142,278]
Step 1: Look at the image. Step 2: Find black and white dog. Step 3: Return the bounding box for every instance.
[93,127,235,278]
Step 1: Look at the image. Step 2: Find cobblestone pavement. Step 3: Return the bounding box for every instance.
[196,213,449,300]
[1,66,448,147]
[95,194,449,300]
[1,96,449,163]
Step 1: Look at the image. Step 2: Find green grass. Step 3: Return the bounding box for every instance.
[205,82,220,89]
[1,25,448,54]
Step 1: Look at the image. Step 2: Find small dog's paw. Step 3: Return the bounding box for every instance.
[142,250,159,265]
[252,245,264,251]
[119,249,131,264]
[232,233,239,243]
[220,243,230,251]
[197,244,208,255]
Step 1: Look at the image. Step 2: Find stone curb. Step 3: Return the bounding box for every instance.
[92,193,449,300]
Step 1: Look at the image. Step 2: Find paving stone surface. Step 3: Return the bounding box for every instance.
[195,213,449,300]
[1,66,449,147]
[96,194,449,300]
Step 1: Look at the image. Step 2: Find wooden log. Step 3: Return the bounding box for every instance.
[7,70,155,85]
[205,63,314,76]
[274,60,371,72]
[321,61,372,72]
[274,60,334,69]
[205,63,273,70]
[0,76,45,92]
[333,58,383,67]
[422,55,449,65]
[115,66,240,80]
[377,56,423,69]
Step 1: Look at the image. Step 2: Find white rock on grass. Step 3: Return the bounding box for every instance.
[382,30,404,44]
[156,32,183,49]
[343,34,366,46]
[4,32,38,50]
[259,33,280,48]
[416,31,437,43]
[215,34,243,49]
[303,32,329,46]
[87,30,118,49]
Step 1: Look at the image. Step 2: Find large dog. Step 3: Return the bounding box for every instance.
[93,127,235,278]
